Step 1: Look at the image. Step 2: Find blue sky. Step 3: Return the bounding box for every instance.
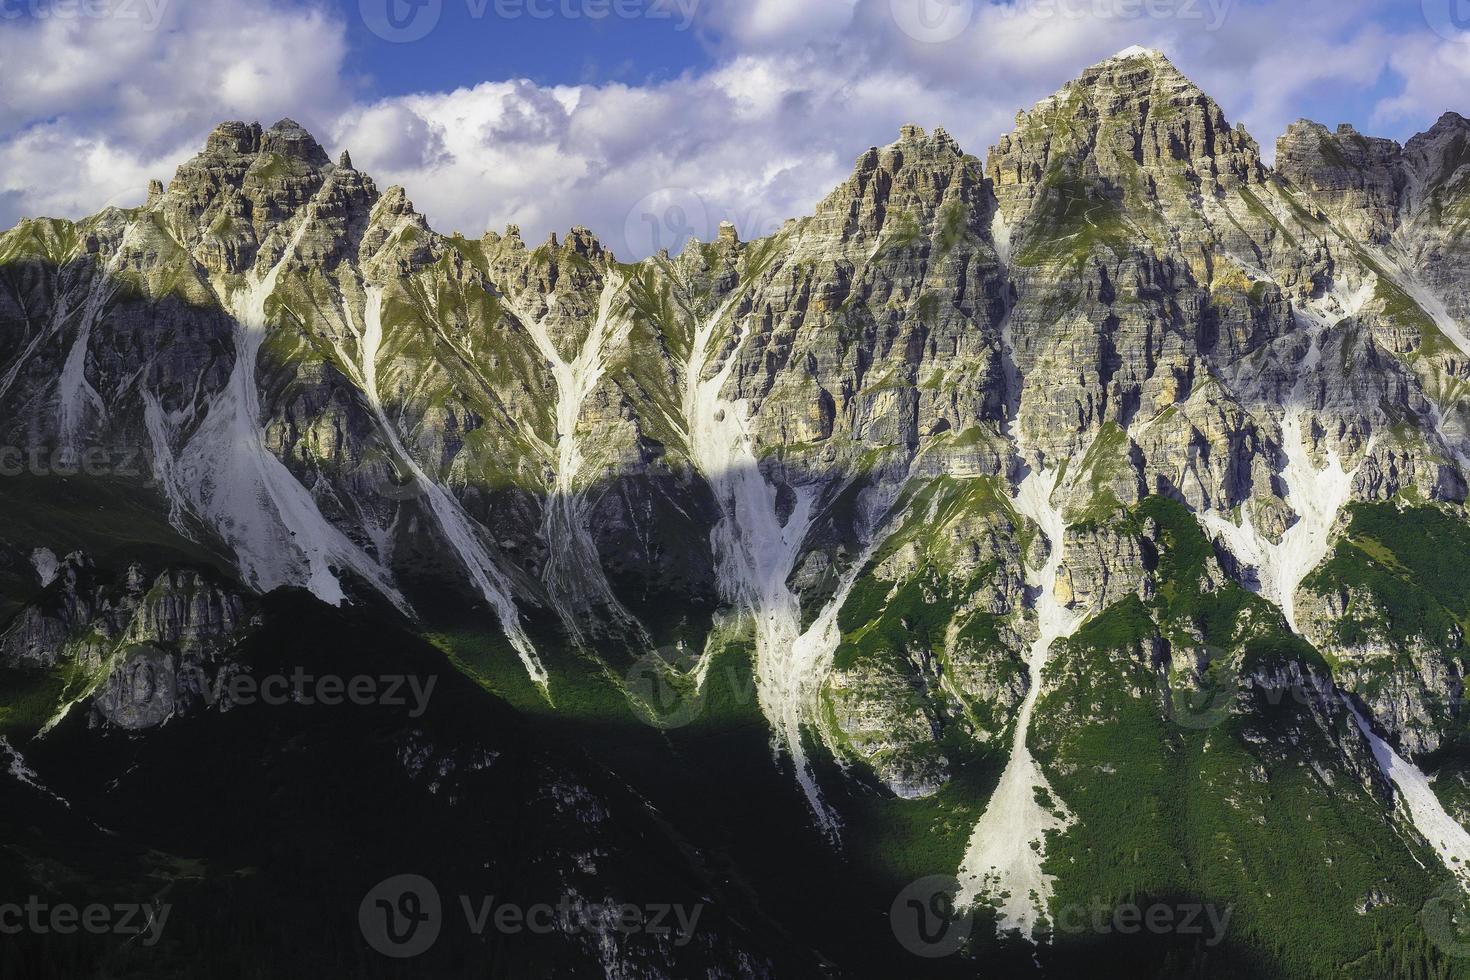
[3,0,1469,256]
[343,0,710,90]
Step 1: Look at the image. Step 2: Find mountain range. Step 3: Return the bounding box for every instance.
[3,46,1470,978]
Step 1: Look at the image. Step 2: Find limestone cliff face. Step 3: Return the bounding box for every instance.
[0,553,255,729]
[1297,579,1465,757]
[3,50,1470,792]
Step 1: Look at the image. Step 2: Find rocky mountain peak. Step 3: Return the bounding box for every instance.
[151,118,358,274]
[1108,44,1167,63]
[989,46,1263,225]
[563,225,606,259]
[808,123,983,246]
[1402,110,1470,191]
[260,118,330,166]
[1275,118,1405,242]
[203,120,263,156]
[373,184,417,220]
[1425,110,1470,136]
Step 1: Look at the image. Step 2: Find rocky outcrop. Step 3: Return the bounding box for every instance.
[3,47,1470,798]
[1276,121,1405,244]
[0,553,255,729]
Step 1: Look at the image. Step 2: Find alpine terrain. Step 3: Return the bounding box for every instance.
[5,47,1470,978]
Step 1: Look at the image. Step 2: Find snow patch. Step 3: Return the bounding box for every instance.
[1346,700,1470,888]
[1110,45,1164,62]
[958,466,1082,939]
[684,295,828,830]
[503,281,644,644]
[681,292,908,840]
[1200,315,1361,632]
[990,209,1012,268]
[29,548,59,587]
[354,287,548,691]
[1,736,70,808]
[150,220,405,612]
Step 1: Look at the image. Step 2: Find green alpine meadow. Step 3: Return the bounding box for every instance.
[5,43,1470,979]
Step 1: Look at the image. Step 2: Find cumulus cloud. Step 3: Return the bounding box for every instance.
[3,0,1467,256]
[0,0,348,220]
[1374,33,1470,131]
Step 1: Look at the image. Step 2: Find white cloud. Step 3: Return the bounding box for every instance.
[0,0,347,226]
[2,0,1466,252]
[1374,34,1470,133]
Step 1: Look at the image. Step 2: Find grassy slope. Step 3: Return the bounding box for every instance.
[1032,498,1464,979]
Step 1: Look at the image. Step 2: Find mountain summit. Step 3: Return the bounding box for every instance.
[4,50,1470,978]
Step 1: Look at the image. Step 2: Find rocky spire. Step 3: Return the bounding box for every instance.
[988,46,1264,224]
[809,121,982,245]
[203,120,262,155]
[156,118,340,274]
[1275,119,1404,243]
[260,118,330,167]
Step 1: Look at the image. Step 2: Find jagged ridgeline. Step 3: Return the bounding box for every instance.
[4,47,1470,979]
